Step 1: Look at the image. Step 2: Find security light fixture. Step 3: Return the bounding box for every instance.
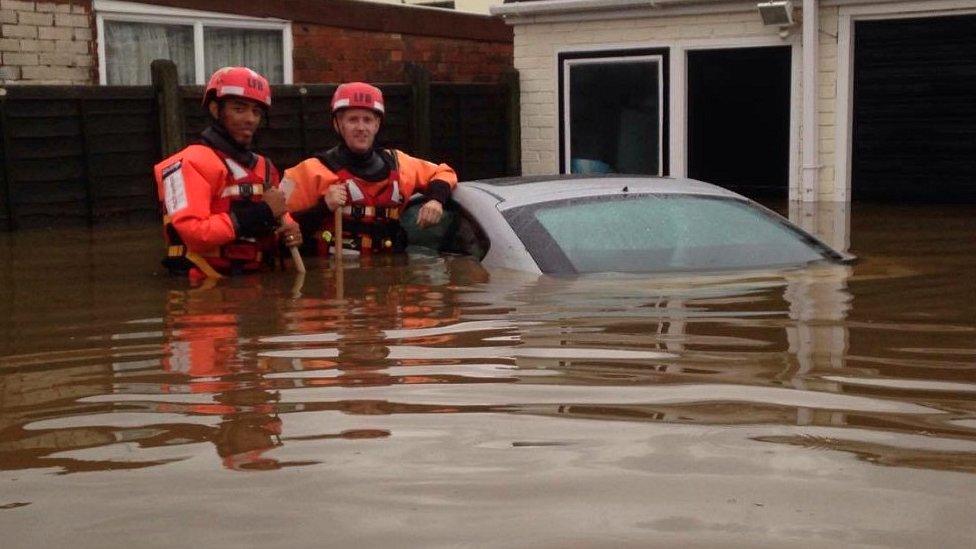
[757,0,794,27]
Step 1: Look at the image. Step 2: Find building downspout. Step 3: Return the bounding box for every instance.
[801,0,819,202]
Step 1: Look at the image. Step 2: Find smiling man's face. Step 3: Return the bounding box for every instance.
[210,98,264,147]
[334,108,381,154]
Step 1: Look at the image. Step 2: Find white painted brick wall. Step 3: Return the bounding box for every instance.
[2,23,38,38]
[19,38,54,51]
[1,1,36,12]
[35,1,73,13]
[816,7,839,199]
[17,10,50,26]
[53,12,86,27]
[37,25,71,40]
[511,5,844,201]
[0,0,92,84]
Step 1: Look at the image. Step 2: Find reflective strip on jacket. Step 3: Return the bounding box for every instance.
[281,149,456,215]
[154,144,280,273]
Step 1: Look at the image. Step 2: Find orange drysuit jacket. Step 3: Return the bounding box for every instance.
[282,149,457,215]
[155,144,280,253]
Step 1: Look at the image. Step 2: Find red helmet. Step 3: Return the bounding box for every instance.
[202,66,271,108]
[331,82,384,116]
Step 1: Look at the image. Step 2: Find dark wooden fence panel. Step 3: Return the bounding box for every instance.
[0,86,158,229]
[430,83,511,181]
[0,73,518,230]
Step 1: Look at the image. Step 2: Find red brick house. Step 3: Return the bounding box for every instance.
[0,0,513,85]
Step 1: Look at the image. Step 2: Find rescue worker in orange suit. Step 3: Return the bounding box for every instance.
[154,66,302,280]
[281,82,457,256]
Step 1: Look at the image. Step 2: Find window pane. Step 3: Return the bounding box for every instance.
[204,28,284,84]
[104,21,194,85]
[568,61,661,175]
[510,195,829,273]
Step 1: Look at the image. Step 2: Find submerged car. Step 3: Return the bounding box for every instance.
[404,175,855,275]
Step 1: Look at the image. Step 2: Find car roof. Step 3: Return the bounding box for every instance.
[459,175,742,211]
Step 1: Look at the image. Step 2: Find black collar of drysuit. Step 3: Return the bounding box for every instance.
[317,144,392,183]
[200,124,258,169]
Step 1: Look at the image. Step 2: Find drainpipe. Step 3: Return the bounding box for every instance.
[801,0,819,202]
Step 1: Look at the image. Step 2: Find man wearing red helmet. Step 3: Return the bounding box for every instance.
[153,66,302,280]
[282,82,457,255]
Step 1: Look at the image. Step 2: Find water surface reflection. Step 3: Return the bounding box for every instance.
[1,204,974,547]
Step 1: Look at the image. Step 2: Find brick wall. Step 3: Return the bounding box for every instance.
[1,0,513,86]
[510,7,843,201]
[0,0,94,84]
[293,24,512,84]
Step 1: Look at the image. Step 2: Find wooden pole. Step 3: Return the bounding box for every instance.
[406,63,431,158]
[0,89,16,230]
[77,97,96,225]
[334,207,343,298]
[289,246,305,273]
[151,59,186,159]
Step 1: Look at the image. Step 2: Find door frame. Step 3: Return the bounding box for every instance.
[672,37,800,198]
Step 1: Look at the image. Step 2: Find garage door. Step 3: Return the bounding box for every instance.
[851,14,976,203]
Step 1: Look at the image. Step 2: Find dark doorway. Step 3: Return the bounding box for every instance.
[851,14,976,203]
[687,46,791,200]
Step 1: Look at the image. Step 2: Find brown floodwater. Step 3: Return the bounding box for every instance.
[1,203,974,548]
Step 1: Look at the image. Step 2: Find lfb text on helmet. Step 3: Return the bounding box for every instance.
[353,92,374,105]
[247,78,265,92]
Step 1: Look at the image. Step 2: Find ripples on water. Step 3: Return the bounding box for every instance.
[1,205,974,547]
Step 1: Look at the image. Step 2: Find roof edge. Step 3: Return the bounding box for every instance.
[491,0,896,19]
[130,0,512,43]
[491,0,730,18]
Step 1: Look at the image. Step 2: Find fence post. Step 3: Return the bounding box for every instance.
[502,68,521,177]
[298,86,309,157]
[78,97,96,225]
[406,63,431,158]
[151,59,185,158]
[0,88,15,230]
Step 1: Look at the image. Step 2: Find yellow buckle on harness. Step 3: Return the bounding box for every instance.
[165,242,225,279]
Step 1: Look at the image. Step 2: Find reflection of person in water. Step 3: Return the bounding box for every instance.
[274,256,472,396]
[162,282,285,471]
[213,386,284,471]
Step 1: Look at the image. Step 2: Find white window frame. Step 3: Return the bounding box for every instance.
[553,37,798,187]
[558,50,667,176]
[94,0,293,85]
[835,0,976,202]
[671,36,801,198]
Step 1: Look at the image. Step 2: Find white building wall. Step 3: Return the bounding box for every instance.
[363,0,500,15]
[510,5,846,201]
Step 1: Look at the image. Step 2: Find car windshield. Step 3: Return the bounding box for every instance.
[504,194,836,274]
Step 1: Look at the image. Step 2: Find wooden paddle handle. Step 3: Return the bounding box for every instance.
[333,206,344,298]
[289,245,305,273]
[333,207,343,262]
